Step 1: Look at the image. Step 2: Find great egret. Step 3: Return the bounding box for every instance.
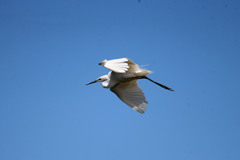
[86,58,173,113]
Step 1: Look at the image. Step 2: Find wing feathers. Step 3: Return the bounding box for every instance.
[110,80,148,113]
[99,58,137,73]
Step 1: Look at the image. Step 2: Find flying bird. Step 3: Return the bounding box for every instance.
[86,58,173,113]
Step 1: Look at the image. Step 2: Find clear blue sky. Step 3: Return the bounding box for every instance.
[1,0,240,160]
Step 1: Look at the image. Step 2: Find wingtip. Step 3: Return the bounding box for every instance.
[99,59,107,65]
[133,104,148,114]
[136,109,145,114]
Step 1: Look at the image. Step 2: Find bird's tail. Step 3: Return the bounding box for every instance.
[135,69,152,77]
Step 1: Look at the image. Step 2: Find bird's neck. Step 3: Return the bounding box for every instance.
[101,80,110,88]
[102,78,118,88]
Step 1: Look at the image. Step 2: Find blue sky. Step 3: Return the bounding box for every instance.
[0,0,240,160]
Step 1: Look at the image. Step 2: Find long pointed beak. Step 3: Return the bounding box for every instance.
[86,80,98,86]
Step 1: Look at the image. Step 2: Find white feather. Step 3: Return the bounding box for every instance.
[100,58,132,73]
[110,80,148,114]
[86,57,171,113]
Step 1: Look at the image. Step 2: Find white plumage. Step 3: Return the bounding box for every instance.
[110,80,148,113]
[86,58,173,114]
[99,58,129,73]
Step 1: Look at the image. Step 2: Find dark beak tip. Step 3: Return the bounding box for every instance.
[86,80,97,86]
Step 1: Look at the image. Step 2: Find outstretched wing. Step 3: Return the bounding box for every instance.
[99,58,140,73]
[110,80,148,114]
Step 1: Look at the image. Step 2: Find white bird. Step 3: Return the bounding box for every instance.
[86,58,173,114]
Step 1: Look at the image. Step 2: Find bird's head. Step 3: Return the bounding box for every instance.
[86,75,109,85]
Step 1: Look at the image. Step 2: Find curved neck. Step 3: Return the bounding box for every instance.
[101,80,110,88]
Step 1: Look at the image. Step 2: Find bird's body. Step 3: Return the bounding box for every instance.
[86,58,173,113]
[100,71,149,88]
